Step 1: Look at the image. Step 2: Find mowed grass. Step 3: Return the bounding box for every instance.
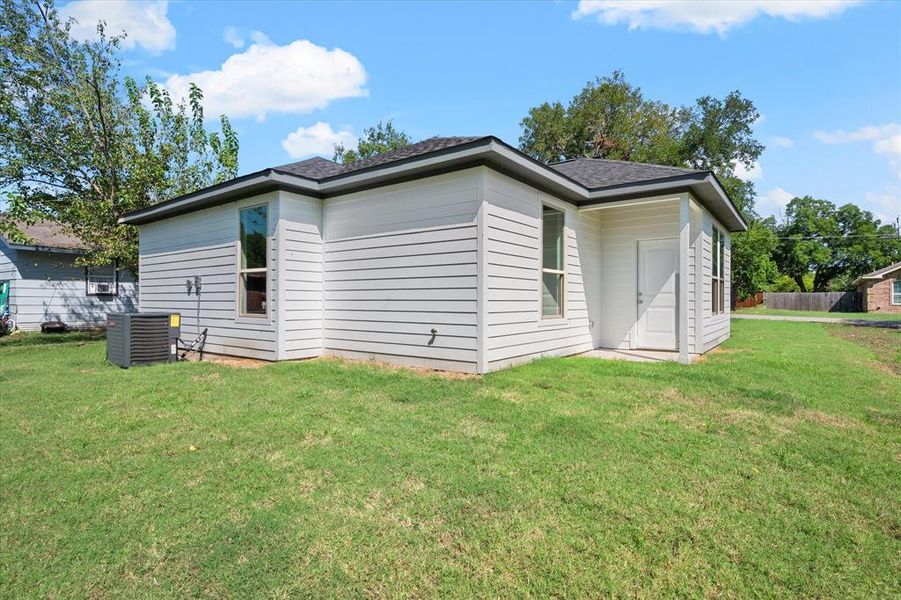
[735,305,901,321]
[1,320,899,598]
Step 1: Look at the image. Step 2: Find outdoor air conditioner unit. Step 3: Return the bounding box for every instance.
[106,312,181,368]
[88,281,114,295]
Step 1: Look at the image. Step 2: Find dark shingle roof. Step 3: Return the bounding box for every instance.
[273,136,483,181]
[274,139,704,191]
[274,156,344,179]
[1,220,84,251]
[853,260,901,284]
[549,157,700,189]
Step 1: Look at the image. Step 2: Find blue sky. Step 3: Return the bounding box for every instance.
[60,0,901,222]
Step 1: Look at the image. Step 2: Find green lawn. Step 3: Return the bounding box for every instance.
[735,305,901,320]
[1,321,899,598]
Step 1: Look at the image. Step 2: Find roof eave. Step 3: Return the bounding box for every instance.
[314,137,586,201]
[581,172,748,232]
[5,242,84,254]
[118,138,745,232]
[853,262,901,285]
[119,169,320,225]
[120,138,591,225]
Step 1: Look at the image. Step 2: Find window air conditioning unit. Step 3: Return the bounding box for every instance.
[88,281,114,295]
[107,312,181,368]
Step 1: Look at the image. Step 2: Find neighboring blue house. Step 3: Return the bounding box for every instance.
[0,220,138,331]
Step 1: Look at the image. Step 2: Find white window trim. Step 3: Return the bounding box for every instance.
[86,262,118,296]
[711,226,725,315]
[236,202,270,320]
[892,279,901,306]
[540,204,566,321]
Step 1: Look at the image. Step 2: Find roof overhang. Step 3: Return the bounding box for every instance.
[852,276,879,286]
[4,242,83,254]
[579,172,747,232]
[852,263,901,286]
[119,136,746,232]
[119,170,319,225]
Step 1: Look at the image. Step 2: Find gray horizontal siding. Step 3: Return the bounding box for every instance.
[483,171,595,371]
[598,199,679,350]
[322,171,481,371]
[7,249,137,331]
[0,241,18,311]
[279,192,324,360]
[702,212,731,352]
[138,196,279,361]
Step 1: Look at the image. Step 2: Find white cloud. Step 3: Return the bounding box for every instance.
[770,136,794,148]
[874,134,901,158]
[249,30,271,45]
[572,1,862,35]
[813,123,901,146]
[757,187,795,217]
[281,122,357,159]
[162,37,367,121]
[814,123,901,176]
[734,160,763,181]
[863,187,900,224]
[60,0,175,53]
[223,26,244,49]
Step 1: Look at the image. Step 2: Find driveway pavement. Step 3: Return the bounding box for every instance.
[732,314,901,329]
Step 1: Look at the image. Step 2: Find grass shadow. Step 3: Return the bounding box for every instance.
[0,329,105,348]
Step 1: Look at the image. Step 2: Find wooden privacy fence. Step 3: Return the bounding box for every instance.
[734,291,764,309]
[764,291,862,312]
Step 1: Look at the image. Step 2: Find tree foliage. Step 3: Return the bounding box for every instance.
[519,71,763,183]
[0,0,239,274]
[774,196,901,292]
[520,71,774,298]
[333,121,410,164]
[731,219,779,298]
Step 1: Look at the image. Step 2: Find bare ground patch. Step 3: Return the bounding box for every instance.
[826,325,901,375]
[321,356,481,381]
[189,353,271,369]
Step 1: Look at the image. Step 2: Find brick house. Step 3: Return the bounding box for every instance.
[854,261,901,314]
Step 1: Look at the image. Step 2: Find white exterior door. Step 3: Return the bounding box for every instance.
[636,238,678,350]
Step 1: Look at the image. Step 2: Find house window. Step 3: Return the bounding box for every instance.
[892,280,901,305]
[541,205,565,318]
[711,227,725,314]
[86,263,117,295]
[238,204,268,316]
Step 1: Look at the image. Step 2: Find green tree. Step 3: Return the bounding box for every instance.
[731,218,779,299]
[520,72,684,165]
[333,121,410,164]
[774,196,901,291]
[0,0,238,274]
[679,91,763,176]
[769,274,801,293]
[520,71,772,298]
[518,71,762,182]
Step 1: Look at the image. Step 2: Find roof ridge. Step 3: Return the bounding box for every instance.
[560,156,699,172]
[328,136,486,177]
[858,260,901,279]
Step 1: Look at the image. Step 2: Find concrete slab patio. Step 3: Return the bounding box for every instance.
[579,348,700,364]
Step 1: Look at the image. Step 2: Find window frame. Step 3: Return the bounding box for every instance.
[711,226,726,315]
[85,262,118,296]
[892,279,901,306]
[540,204,566,320]
[236,203,270,319]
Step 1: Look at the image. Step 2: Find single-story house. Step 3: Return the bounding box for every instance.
[120,136,745,373]
[0,220,138,331]
[854,261,901,314]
